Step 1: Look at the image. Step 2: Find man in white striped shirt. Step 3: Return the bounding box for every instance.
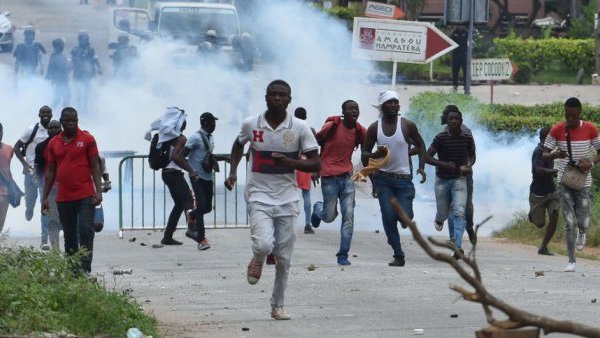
[543,97,600,272]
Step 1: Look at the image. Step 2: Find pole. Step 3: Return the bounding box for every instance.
[464,0,475,95]
[490,80,494,104]
[392,61,397,88]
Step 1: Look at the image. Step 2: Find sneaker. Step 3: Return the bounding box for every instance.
[185,230,201,244]
[25,209,34,221]
[576,232,586,251]
[434,221,443,232]
[310,209,321,228]
[466,228,477,245]
[40,243,51,251]
[445,239,455,247]
[564,262,576,272]
[537,247,554,256]
[271,306,291,320]
[337,256,351,266]
[160,238,183,246]
[304,224,315,234]
[197,239,211,251]
[388,257,405,267]
[247,257,264,285]
[266,253,276,265]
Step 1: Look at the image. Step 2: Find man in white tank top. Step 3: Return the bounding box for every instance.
[362,91,426,267]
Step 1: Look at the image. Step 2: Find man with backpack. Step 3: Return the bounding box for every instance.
[14,105,52,248]
[310,100,366,266]
[145,107,197,246]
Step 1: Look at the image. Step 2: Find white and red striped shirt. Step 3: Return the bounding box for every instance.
[544,121,600,187]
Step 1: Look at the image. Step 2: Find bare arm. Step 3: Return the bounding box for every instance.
[272,149,320,173]
[13,140,29,171]
[225,139,245,191]
[90,155,103,206]
[406,120,427,183]
[41,162,56,212]
[172,136,198,179]
[361,122,387,166]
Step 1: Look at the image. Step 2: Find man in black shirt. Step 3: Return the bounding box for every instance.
[426,109,475,257]
[528,127,561,255]
[450,26,467,92]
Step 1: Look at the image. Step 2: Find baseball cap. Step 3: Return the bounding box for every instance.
[200,112,218,122]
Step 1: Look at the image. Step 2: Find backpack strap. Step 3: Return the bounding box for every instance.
[24,123,39,149]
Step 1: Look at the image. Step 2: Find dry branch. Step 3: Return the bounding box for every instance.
[390,197,600,338]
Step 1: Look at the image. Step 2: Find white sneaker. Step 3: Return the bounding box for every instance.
[576,232,586,251]
[271,306,291,320]
[434,221,443,232]
[564,262,576,272]
[40,243,51,251]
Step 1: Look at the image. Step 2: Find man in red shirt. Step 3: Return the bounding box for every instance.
[42,107,102,274]
[311,100,366,266]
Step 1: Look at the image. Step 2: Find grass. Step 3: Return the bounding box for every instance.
[0,240,159,337]
[495,190,600,260]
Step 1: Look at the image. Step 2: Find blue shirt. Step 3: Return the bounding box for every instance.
[185,129,214,180]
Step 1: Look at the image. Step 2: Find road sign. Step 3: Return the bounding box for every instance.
[471,58,517,81]
[351,17,458,64]
[364,1,405,20]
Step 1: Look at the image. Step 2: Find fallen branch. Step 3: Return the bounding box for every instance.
[390,197,600,338]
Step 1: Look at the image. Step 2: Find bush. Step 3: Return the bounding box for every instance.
[513,62,532,84]
[494,38,595,74]
[0,246,159,337]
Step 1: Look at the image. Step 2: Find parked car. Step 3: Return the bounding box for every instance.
[0,10,14,52]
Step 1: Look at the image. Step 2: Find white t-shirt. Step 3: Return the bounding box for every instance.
[238,111,318,205]
[19,123,48,167]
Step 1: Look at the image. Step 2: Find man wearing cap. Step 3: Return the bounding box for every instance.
[362,90,426,267]
[15,105,52,248]
[13,26,46,80]
[183,112,228,251]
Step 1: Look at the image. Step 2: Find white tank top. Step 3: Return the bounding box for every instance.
[165,144,183,170]
[377,117,411,175]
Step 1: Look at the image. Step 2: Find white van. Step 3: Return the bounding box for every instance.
[110,1,242,65]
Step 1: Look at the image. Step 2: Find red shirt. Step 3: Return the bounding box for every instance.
[47,129,99,202]
[317,121,366,177]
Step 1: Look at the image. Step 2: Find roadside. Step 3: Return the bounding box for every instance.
[6,228,599,338]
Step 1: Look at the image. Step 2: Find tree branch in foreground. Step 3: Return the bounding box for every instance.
[390,197,600,338]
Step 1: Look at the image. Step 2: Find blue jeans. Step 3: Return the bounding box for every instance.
[434,176,467,248]
[25,172,38,216]
[313,174,355,258]
[448,175,473,239]
[57,196,95,273]
[373,174,415,258]
[301,189,311,225]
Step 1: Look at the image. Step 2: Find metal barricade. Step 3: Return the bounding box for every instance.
[118,154,248,237]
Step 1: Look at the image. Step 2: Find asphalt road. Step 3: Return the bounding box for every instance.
[6,228,600,338]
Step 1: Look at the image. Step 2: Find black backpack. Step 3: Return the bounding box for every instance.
[148,134,174,170]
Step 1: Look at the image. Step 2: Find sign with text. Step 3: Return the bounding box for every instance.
[351,17,457,64]
[364,1,405,20]
[471,58,516,81]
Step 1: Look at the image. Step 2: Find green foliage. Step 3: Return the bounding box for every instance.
[323,6,358,22]
[568,1,595,39]
[513,62,532,84]
[408,92,483,140]
[0,247,159,337]
[494,38,595,74]
[478,102,600,134]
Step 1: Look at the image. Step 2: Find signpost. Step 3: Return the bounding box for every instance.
[471,58,517,103]
[364,1,405,20]
[352,17,458,87]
